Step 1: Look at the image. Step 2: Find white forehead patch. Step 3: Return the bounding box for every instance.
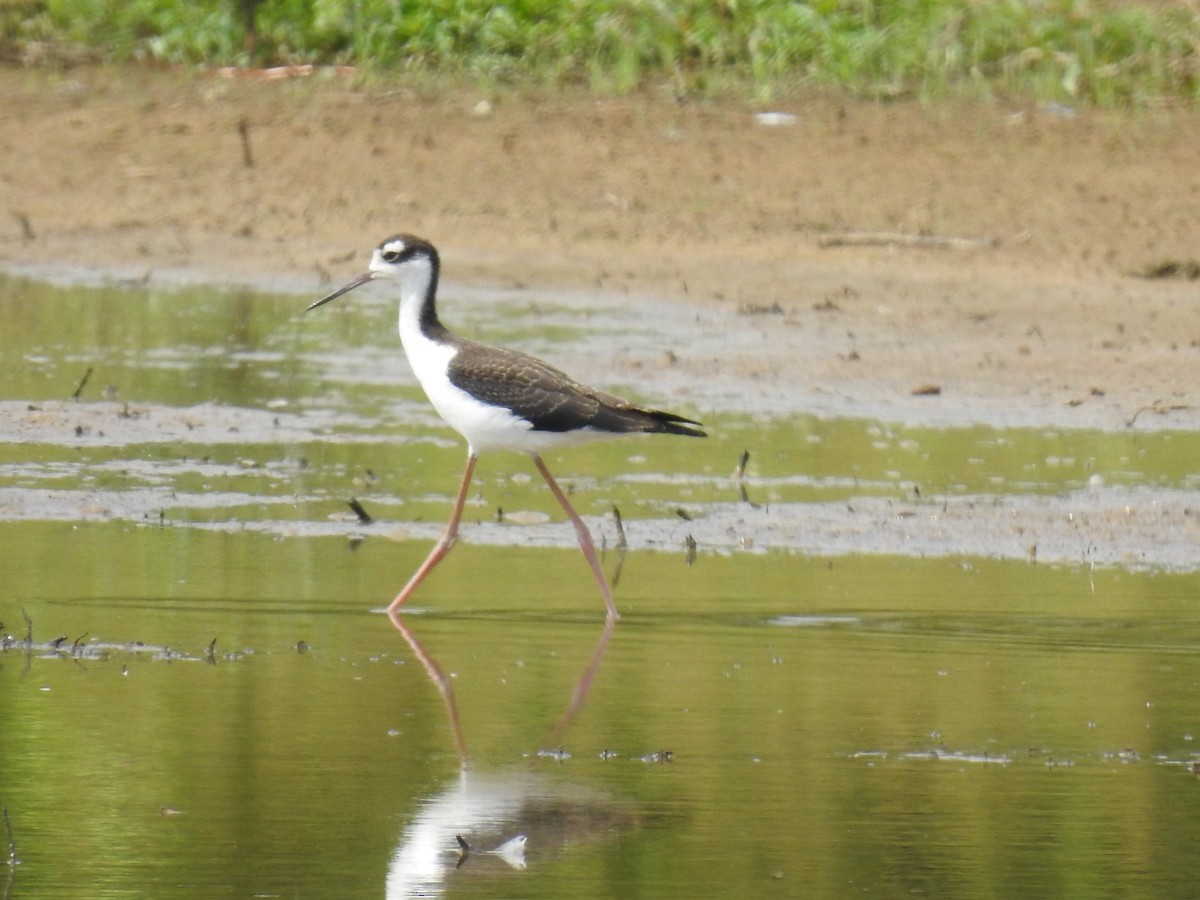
[370,238,418,275]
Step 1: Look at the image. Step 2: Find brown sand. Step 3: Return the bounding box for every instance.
[2,66,1199,429]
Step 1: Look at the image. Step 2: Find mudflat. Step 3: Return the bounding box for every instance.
[2,66,1198,429]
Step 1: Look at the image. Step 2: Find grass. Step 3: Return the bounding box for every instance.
[2,0,1197,105]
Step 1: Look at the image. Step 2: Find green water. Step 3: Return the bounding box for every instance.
[3,275,1200,898]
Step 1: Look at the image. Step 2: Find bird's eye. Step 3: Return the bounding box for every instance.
[381,249,401,263]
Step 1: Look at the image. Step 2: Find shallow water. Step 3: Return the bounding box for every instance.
[3,275,1200,898]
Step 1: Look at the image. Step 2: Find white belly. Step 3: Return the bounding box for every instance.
[401,319,588,454]
[398,290,621,454]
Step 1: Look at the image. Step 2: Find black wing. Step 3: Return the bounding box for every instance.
[447,340,705,437]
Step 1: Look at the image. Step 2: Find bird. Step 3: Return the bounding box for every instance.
[308,234,706,620]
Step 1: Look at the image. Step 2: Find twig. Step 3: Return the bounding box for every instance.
[611,505,627,549]
[818,231,995,250]
[237,117,255,168]
[734,449,750,481]
[347,498,373,525]
[20,610,31,646]
[1126,401,1192,428]
[70,367,94,401]
[11,210,34,241]
[734,450,752,504]
[3,806,17,866]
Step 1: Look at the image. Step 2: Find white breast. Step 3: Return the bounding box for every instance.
[398,290,546,455]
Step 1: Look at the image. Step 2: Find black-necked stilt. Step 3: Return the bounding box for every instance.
[309,234,706,620]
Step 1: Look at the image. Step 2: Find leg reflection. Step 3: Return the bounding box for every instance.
[386,611,617,763]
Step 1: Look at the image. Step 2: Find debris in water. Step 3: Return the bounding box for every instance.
[70,367,94,401]
[734,449,750,481]
[612,505,627,548]
[4,804,19,866]
[1126,400,1192,427]
[348,498,373,525]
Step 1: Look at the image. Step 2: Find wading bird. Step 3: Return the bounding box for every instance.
[309,234,705,619]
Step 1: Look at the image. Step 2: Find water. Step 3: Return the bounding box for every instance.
[3,274,1200,898]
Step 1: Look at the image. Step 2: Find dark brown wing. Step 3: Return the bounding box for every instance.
[447,340,705,437]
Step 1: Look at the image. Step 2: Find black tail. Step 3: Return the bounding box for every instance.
[646,409,707,438]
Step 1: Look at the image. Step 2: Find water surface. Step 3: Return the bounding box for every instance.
[3,274,1200,898]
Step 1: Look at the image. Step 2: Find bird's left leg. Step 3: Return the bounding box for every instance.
[532,454,619,621]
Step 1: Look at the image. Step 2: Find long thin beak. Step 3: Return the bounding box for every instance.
[307,271,376,311]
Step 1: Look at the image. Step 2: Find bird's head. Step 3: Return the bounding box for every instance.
[308,234,439,311]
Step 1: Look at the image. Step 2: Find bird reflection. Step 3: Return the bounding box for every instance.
[385,612,623,898]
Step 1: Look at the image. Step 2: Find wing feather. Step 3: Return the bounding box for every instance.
[447,341,704,437]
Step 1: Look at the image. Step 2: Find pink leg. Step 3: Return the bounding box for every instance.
[532,455,619,621]
[388,453,478,613]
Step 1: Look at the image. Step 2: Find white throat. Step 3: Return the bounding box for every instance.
[388,262,467,436]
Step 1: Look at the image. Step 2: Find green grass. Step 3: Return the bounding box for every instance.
[3,0,1198,105]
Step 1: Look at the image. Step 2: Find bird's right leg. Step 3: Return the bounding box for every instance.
[388,453,477,613]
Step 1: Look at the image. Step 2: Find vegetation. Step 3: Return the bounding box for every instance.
[2,0,1198,104]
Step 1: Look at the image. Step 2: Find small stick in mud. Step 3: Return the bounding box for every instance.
[12,210,34,241]
[70,367,94,401]
[733,450,760,506]
[347,498,373,525]
[1126,401,1191,428]
[238,117,255,168]
[455,834,470,868]
[21,609,32,646]
[729,448,748,504]
[684,534,697,567]
[205,638,217,663]
[607,507,629,588]
[611,505,627,549]
[735,449,750,481]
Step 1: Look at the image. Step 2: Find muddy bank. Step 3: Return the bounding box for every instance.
[2,67,1199,574]
[2,67,1199,433]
